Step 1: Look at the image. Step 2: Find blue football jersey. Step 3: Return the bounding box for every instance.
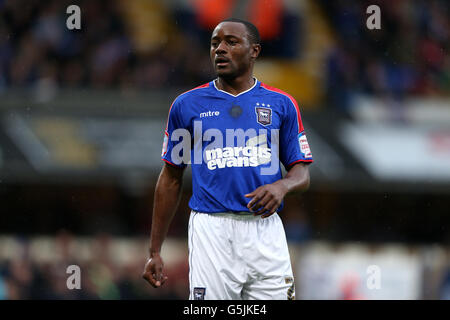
[161,78,313,213]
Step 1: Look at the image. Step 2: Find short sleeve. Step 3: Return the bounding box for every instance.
[279,97,313,169]
[161,98,188,168]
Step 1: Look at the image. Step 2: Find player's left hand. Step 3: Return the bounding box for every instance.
[142,254,168,288]
[245,182,288,218]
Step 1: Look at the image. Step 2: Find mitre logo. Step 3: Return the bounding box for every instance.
[200,110,220,118]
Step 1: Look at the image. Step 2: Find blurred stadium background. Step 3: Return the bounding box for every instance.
[0,0,449,299]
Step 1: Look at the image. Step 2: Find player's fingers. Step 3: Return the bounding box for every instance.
[154,266,164,287]
[143,260,165,288]
[249,197,265,212]
[252,193,273,215]
[245,185,266,198]
[257,200,277,218]
[261,212,274,219]
[160,275,168,286]
[261,209,276,219]
[244,188,260,198]
[247,190,267,210]
[244,186,260,198]
[252,190,276,213]
[251,201,264,214]
[153,273,162,287]
[261,200,278,218]
[261,201,279,218]
[142,271,159,288]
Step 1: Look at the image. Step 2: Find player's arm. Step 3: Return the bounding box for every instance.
[245,162,310,218]
[142,163,185,288]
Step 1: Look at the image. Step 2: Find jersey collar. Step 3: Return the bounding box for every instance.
[212,77,259,97]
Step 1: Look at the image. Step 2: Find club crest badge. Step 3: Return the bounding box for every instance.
[255,107,272,126]
[193,287,206,300]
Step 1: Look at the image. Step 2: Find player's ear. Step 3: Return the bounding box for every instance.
[251,43,261,60]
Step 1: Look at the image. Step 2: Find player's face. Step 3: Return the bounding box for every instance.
[210,22,258,79]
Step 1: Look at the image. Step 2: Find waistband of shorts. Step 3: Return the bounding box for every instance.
[191,210,274,221]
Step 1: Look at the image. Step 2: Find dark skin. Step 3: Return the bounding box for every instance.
[143,163,185,288]
[210,21,261,95]
[142,21,311,288]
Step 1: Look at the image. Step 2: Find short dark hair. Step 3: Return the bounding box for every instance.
[220,18,260,44]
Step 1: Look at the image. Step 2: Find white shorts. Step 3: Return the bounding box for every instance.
[188,210,295,300]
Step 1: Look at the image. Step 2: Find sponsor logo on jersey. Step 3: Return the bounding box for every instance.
[163,124,281,175]
[298,132,312,158]
[204,132,272,170]
[193,287,206,300]
[255,106,272,126]
[200,110,220,118]
[205,146,271,170]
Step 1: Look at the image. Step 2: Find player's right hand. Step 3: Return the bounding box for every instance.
[142,254,168,288]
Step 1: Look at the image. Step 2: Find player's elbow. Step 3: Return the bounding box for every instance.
[157,164,184,191]
[290,163,310,193]
[297,165,310,193]
[302,174,310,192]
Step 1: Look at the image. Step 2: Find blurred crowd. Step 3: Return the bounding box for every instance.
[0,232,190,299]
[0,0,214,93]
[321,0,449,110]
[0,194,311,300]
[0,0,303,95]
[1,232,450,300]
[0,0,447,108]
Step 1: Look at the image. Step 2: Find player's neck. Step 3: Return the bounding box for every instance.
[215,75,255,96]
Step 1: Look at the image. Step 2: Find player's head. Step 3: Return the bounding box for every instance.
[210,18,261,80]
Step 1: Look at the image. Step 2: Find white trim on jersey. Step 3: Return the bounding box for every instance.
[213,77,258,97]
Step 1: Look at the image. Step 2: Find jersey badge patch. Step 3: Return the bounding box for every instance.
[298,132,312,158]
[193,287,206,300]
[161,131,169,156]
[255,107,272,126]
